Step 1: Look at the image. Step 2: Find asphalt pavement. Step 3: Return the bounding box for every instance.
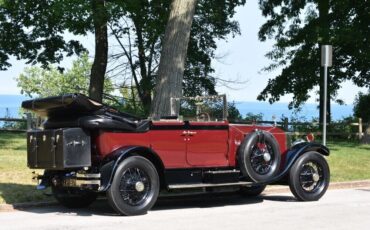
[1,188,370,230]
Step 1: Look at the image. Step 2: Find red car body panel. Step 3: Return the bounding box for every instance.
[96,121,288,169]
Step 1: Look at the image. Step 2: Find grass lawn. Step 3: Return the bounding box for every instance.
[0,131,370,204]
[0,132,52,204]
[327,142,370,182]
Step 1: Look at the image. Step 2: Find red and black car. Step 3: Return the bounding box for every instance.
[22,93,330,216]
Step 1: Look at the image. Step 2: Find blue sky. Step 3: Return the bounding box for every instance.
[0,1,367,105]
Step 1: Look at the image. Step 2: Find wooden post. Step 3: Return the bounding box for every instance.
[359,118,363,140]
[284,118,289,130]
[26,113,32,130]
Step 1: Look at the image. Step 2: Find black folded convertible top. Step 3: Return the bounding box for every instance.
[21,94,104,118]
[21,94,150,132]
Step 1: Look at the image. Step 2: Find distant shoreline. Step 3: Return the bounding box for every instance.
[0,94,353,120]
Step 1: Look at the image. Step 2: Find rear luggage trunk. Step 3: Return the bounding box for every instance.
[27,128,91,170]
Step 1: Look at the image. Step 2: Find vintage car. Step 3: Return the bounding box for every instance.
[22,93,330,216]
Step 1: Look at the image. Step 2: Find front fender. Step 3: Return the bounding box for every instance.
[285,142,329,164]
[256,142,329,185]
[98,146,164,191]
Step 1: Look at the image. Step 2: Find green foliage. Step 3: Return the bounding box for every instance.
[244,112,263,123]
[354,91,370,122]
[0,0,91,70]
[109,0,246,114]
[1,0,247,115]
[16,54,113,98]
[257,0,370,109]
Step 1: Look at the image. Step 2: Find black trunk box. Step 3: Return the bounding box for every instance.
[27,128,91,169]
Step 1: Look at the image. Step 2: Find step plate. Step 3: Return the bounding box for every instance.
[168,181,254,189]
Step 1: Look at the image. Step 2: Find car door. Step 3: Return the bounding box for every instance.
[149,121,187,168]
[186,121,229,167]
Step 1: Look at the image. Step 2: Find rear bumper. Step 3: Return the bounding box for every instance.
[34,171,101,191]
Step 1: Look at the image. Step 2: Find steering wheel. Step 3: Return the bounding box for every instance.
[197,112,210,122]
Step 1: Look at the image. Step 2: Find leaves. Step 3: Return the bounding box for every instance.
[258,0,370,109]
[16,53,113,98]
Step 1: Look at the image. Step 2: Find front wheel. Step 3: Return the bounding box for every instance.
[107,156,160,216]
[289,152,330,201]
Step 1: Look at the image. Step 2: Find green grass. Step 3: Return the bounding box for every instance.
[0,132,52,204]
[327,141,370,182]
[0,132,370,204]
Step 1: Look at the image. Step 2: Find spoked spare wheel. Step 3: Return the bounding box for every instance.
[238,131,281,182]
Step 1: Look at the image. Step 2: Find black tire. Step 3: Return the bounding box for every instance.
[107,156,160,216]
[240,185,266,197]
[289,151,330,201]
[52,186,97,209]
[238,131,281,182]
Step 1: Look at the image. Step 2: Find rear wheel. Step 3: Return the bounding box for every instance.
[239,185,266,196]
[289,152,330,201]
[107,156,160,216]
[52,186,97,209]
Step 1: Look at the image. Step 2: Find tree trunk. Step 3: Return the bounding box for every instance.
[318,0,331,124]
[150,0,197,119]
[89,0,108,103]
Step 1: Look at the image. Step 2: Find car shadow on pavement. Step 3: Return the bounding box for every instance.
[261,195,297,202]
[152,192,264,211]
[15,192,297,217]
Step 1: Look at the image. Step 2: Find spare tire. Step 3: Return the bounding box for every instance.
[238,130,281,182]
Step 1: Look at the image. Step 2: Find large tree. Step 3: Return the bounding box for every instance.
[257,0,370,123]
[150,0,198,118]
[109,0,246,115]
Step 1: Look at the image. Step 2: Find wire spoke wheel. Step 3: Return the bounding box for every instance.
[119,167,151,206]
[250,143,274,175]
[289,151,330,201]
[238,131,281,182]
[107,156,160,216]
[299,162,323,192]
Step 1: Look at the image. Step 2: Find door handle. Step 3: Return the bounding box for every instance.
[181,131,188,136]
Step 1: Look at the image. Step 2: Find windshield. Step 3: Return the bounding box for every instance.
[170,95,228,122]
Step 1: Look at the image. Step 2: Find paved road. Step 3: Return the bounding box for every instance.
[1,188,370,230]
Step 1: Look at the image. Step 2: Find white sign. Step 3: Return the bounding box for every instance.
[321,45,333,67]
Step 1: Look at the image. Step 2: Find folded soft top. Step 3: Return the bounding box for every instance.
[21,94,104,118]
[22,94,149,132]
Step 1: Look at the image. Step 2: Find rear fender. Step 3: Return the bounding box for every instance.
[99,146,165,191]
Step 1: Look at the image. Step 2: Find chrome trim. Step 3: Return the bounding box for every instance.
[76,173,101,179]
[168,181,253,189]
[76,179,101,186]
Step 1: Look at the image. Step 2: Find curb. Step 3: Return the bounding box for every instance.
[1,180,370,212]
[264,180,370,194]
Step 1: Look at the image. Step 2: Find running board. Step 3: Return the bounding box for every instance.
[168,181,254,189]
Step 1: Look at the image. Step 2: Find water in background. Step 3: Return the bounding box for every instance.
[0,95,354,121]
[0,95,29,118]
[235,101,353,121]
